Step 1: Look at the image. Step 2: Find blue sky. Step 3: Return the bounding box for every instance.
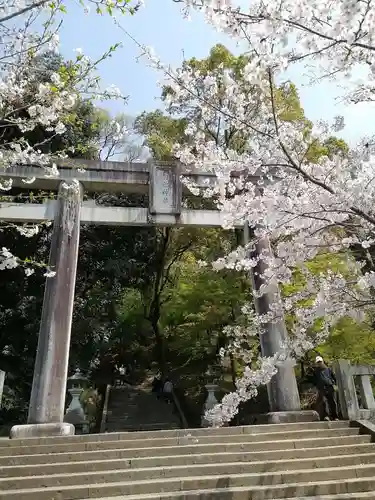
[58,1,375,145]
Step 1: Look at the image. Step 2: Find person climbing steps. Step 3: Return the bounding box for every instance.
[307,355,339,421]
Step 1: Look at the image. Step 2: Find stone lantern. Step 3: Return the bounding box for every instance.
[64,369,89,434]
[201,365,221,427]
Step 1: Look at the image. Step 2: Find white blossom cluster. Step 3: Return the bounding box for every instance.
[0,247,18,270]
[206,355,278,426]
[0,0,131,174]
[0,246,55,277]
[0,0,131,274]
[0,5,80,272]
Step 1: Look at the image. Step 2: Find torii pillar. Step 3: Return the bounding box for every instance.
[244,223,319,423]
[11,180,82,438]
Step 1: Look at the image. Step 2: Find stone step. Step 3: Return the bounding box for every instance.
[110,395,155,398]
[106,415,178,421]
[109,398,147,403]
[107,406,165,411]
[1,439,373,468]
[104,427,358,443]
[105,424,179,429]
[279,495,375,500]
[109,399,136,403]
[1,452,375,489]
[107,411,176,415]
[2,467,375,499]
[105,428,181,433]
[108,409,177,414]
[3,421,375,500]
[106,412,177,418]
[79,484,375,500]
[105,387,180,431]
[3,421,349,448]
[2,450,375,479]
[0,434,367,460]
[109,404,173,408]
[2,443,375,473]
[106,417,178,422]
[106,383,181,432]
[105,425,180,432]
[108,403,140,408]
[2,427,362,456]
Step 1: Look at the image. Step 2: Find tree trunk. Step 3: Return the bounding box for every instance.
[146,229,171,377]
[229,353,237,390]
[152,320,167,377]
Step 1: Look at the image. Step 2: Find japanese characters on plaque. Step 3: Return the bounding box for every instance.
[151,165,180,214]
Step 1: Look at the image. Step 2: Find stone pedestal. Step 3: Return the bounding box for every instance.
[10,181,82,439]
[201,383,219,427]
[10,422,74,439]
[64,388,86,424]
[253,410,320,424]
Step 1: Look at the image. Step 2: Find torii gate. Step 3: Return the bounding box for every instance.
[0,159,312,439]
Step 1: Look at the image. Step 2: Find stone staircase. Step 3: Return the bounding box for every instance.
[104,384,181,432]
[1,421,375,498]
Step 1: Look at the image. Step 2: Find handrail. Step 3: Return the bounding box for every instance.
[0,370,5,407]
[172,388,188,429]
[99,384,111,433]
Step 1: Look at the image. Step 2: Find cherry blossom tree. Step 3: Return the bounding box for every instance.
[0,0,141,272]
[145,0,375,424]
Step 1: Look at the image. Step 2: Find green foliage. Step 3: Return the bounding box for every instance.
[283,253,350,298]
[162,256,246,366]
[60,100,104,159]
[317,317,375,365]
[275,83,305,122]
[57,0,140,16]
[180,44,250,80]
[275,82,348,161]
[282,251,375,367]
[137,45,348,163]
[0,51,103,160]
[134,110,188,161]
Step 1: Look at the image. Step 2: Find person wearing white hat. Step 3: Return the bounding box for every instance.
[310,355,339,421]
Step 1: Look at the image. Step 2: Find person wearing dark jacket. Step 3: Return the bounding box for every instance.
[309,356,339,421]
[151,375,163,399]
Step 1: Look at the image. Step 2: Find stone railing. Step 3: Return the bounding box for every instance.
[171,388,189,429]
[0,370,5,407]
[335,359,375,421]
[100,384,111,433]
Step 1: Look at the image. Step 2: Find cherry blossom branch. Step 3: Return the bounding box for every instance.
[0,0,47,24]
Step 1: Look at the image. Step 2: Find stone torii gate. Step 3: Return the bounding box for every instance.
[0,159,313,438]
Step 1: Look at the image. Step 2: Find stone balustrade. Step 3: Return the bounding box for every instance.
[335,359,375,421]
[0,370,5,407]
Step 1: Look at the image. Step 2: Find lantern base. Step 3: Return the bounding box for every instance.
[9,422,75,439]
